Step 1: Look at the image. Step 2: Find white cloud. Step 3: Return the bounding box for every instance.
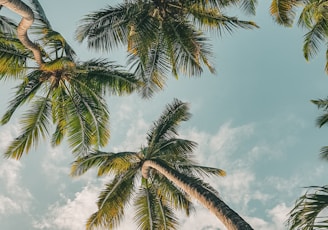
[179,204,226,230]
[33,182,138,230]
[41,145,72,183]
[33,184,99,230]
[0,159,33,216]
[247,202,291,230]
[0,195,21,215]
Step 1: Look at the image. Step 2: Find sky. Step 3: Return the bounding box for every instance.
[0,0,328,230]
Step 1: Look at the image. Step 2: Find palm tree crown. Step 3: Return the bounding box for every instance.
[71,98,253,230]
[0,0,141,159]
[75,0,258,97]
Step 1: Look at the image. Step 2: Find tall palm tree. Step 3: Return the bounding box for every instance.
[0,0,141,159]
[287,185,328,229]
[75,0,258,97]
[270,0,328,73]
[71,99,253,230]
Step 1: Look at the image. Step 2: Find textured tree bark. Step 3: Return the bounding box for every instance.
[0,0,43,66]
[142,159,254,230]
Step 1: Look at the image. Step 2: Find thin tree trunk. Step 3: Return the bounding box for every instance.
[0,0,43,66]
[142,159,254,230]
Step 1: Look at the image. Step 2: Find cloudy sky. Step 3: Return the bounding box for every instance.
[0,0,328,229]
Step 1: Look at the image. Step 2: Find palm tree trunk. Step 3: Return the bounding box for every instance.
[0,0,43,65]
[142,159,254,230]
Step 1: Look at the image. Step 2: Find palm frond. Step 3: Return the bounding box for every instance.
[163,20,212,77]
[288,185,328,230]
[29,0,52,29]
[0,34,31,78]
[39,29,76,60]
[1,70,43,124]
[303,19,328,61]
[70,150,138,177]
[315,113,328,128]
[179,164,226,178]
[0,15,17,34]
[64,89,94,156]
[128,32,171,98]
[75,3,132,51]
[147,99,191,149]
[270,0,301,26]
[4,95,51,159]
[77,59,141,96]
[297,1,317,29]
[151,138,197,162]
[68,77,110,149]
[86,171,137,230]
[319,146,328,161]
[189,5,258,33]
[311,98,328,110]
[239,0,258,15]
[134,186,158,230]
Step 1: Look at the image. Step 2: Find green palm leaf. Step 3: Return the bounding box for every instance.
[303,19,328,61]
[69,80,109,148]
[86,171,137,230]
[270,0,302,26]
[147,99,191,148]
[288,185,328,229]
[4,95,51,159]
[1,70,43,124]
[189,5,258,33]
[0,15,17,34]
[311,98,328,127]
[134,185,179,230]
[0,33,31,78]
[77,59,141,96]
[162,20,214,77]
[64,90,94,156]
[134,186,158,230]
[75,3,131,51]
[70,150,138,177]
[51,85,69,146]
[319,146,328,161]
[128,34,170,97]
[179,164,226,177]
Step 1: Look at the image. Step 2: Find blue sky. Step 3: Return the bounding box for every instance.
[0,0,328,229]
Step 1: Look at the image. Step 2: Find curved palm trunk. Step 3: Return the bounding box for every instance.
[142,160,253,230]
[0,0,43,65]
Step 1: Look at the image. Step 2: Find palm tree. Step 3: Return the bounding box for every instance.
[270,0,328,73]
[71,99,253,230]
[0,0,141,159]
[75,0,258,97]
[287,185,328,229]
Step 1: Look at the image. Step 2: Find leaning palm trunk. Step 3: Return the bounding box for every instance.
[142,159,253,230]
[0,0,43,65]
